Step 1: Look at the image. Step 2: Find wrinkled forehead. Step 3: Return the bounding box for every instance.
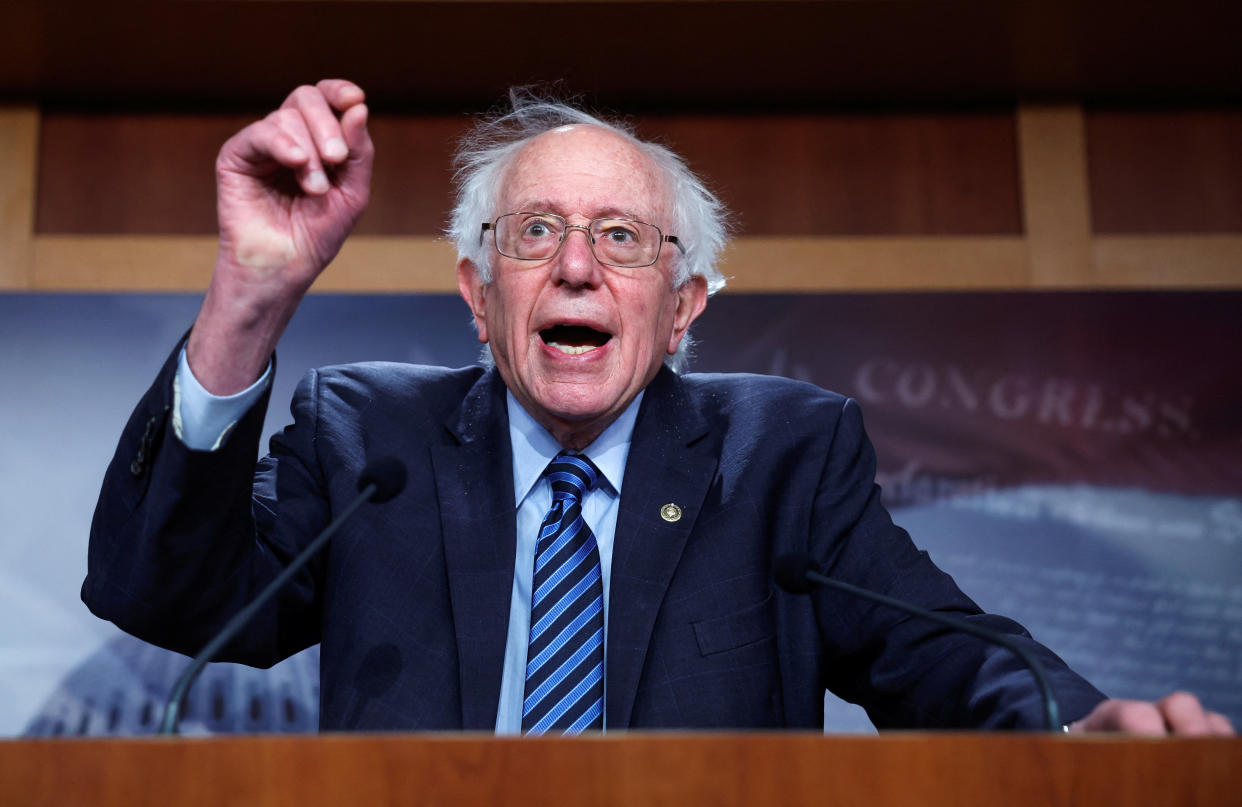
[496,125,673,225]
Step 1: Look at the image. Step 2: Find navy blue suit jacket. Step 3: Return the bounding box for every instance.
[84,347,1106,730]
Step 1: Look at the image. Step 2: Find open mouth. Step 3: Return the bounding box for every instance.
[540,324,612,356]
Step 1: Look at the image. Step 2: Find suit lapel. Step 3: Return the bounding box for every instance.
[607,368,717,728]
[431,369,517,730]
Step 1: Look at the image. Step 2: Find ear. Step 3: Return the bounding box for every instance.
[667,274,709,355]
[456,257,489,344]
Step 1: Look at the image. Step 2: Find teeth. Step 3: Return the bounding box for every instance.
[548,342,598,355]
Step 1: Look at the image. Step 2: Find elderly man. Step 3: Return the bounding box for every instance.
[85,80,1231,736]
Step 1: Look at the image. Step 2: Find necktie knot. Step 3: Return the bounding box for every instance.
[545,453,601,505]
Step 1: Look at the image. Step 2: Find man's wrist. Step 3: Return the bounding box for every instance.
[173,346,272,451]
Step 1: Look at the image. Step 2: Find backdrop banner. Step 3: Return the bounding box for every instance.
[3,291,1238,736]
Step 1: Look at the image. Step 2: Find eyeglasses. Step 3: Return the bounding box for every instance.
[481,212,685,269]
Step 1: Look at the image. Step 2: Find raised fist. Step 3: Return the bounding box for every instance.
[215,79,373,290]
[187,80,374,394]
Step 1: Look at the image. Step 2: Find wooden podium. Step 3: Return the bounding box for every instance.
[2,733,1239,806]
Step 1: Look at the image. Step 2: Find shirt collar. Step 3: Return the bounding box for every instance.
[508,390,643,507]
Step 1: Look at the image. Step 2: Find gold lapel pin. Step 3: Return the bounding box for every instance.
[660,503,683,523]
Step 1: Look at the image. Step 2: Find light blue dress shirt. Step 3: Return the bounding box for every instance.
[497,389,639,733]
[172,352,639,733]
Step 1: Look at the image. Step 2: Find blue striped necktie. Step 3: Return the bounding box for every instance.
[522,453,605,734]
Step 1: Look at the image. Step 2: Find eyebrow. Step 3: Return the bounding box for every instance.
[512,201,651,222]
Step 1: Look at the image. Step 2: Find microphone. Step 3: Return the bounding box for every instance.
[773,553,1062,732]
[357,456,408,503]
[158,457,408,735]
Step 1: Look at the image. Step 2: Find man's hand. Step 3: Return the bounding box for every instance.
[188,79,373,394]
[1068,692,1235,736]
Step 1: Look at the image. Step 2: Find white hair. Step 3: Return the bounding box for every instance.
[447,90,730,371]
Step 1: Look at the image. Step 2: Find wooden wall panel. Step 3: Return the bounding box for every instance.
[35,113,468,236]
[643,113,1022,236]
[359,116,467,235]
[1087,108,1242,234]
[36,111,1022,238]
[36,113,246,235]
[19,104,1242,291]
[0,107,38,288]
[1017,105,1092,285]
[1092,235,1242,287]
[718,236,1029,291]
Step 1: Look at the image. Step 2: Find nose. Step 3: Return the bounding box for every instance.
[550,225,604,288]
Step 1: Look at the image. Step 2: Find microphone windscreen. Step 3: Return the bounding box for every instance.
[773,553,820,594]
[358,457,408,503]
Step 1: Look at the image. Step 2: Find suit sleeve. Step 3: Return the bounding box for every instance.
[806,398,1107,729]
[82,340,327,667]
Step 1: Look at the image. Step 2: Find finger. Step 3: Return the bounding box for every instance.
[223,118,311,172]
[339,102,372,159]
[264,108,330,195]
[1084,699,1167,734]
[1158,691,1213,736]
[281,84,350,165]
[324,103,374,207]
[1205,712,1236,736]
[323,82,370,177]
[316,78,365,111]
